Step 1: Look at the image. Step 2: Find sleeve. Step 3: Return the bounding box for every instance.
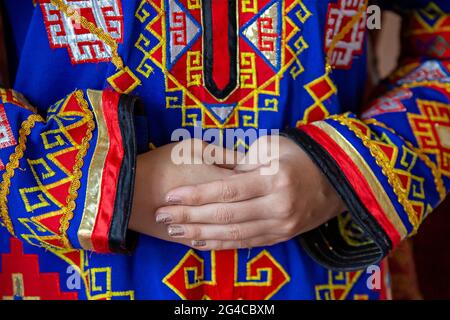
[0,88,139,253]
[283,0,450,270]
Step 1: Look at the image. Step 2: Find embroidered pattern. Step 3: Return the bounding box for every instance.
[39,0,124,65]
[362,88,411,119]
[0,104,17,149]
[405,2,450,59]
[325,0,367,69]
[127,0,311,128]
[298,72,337,126]
[11,91,95,249]
[409,99,450,177]
[0,238,78,300]
[315,271,367,300]
[163,249,290,300]
[0,114,43,236]
[331,114,423,233]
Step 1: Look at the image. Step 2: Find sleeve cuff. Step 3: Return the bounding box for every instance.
[282,124,393,271]
[76,90,139,254]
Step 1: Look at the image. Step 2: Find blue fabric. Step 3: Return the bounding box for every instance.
[6,0,447,299]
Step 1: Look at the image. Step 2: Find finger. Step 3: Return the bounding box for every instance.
[190,235,286,251]
[201,143,245,169]
[166,220,278,241]
[165,170,271,205]
[156,196,273,225]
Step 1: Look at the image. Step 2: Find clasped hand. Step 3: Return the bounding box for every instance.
[130,136,345,250]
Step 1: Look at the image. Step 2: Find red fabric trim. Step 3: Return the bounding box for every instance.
[91,90,124,252]
[300,124,401,246]
[211,0,231,91]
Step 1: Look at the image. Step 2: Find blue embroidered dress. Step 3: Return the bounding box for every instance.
[0,0,449,300]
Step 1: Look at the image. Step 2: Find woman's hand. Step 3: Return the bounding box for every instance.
[129,139,237,245]
[156,135,346,250]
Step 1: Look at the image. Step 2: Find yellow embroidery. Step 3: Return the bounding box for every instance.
[325,1,368,66]
[332,114,421,233]
[59,91,96,248]
[365,118,446,202]
[0,114,44,236]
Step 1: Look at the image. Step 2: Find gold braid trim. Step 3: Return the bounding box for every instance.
[49,0,124,70]
[331,114,421,233]
[59,90,96,249]
[0,114,44,236]
[365,118,447,202]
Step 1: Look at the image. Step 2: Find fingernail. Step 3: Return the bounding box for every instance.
[192,240,206,247]
[156,213,173,224]
[166,195,182,204]
[168,225,185,237]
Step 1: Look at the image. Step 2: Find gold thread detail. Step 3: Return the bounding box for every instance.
[0,114,44,236]
[50,0,124,69]
[325,1,368,69]
[365,118,446,202]
[331,114,420,233]
[59,90,96,248]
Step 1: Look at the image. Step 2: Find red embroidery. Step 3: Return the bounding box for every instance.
[362,88,411,119]
[0,238,78,300]
[0,103,16,149]
[39,0,124,64]
[325,0,366,69]
[163,249,290,300]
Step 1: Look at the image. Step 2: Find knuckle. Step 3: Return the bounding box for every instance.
[281,221,297,235]
[227,224,243,241]
[214,205,233,224]
[189,186,202,204]
[190,226,202,239]
[279,198,295,217]
[220,180,238,202]
[275,169,292,189]
[180,207,191,223]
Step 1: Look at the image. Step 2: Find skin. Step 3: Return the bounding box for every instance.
[131,135,346,250]
[129,139,238,246]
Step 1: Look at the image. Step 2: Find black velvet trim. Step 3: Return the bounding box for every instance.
[281,128,393,271]
[108,95,140,253]
[202,0,238,100]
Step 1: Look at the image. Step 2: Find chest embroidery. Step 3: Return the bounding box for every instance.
[132,0,311,129]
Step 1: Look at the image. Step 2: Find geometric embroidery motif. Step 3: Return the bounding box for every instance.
[242,0,282,71]
[409,99,450,177]
[0,103,17,149]
[165,0,201,69]
[324,0,366,69]
[134,0,311,128]
[362,88,411,119]
[0,238,78,300]
[298,73,337,126]
[315,271,368,300]
[16,92,92,249]
[39,0,124,64]
[398,60,450,85]
[408,2,450,59]
[163,249,290,300]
